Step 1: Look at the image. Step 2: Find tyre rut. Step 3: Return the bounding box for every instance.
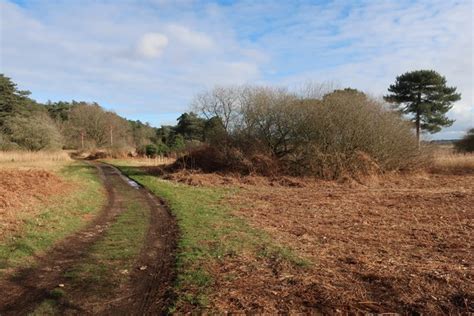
[0,162,177,315]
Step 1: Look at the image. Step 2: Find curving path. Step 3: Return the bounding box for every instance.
[0,162,177,315]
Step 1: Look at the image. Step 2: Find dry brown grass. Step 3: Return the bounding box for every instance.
[102,157,175,167]
[0,151,71,163]
[431,152,474,174]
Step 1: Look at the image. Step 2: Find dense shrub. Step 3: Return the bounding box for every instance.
[188,85,426,179]
[455,128,474,153]
[145,144,158,157]
[285,89,422,178]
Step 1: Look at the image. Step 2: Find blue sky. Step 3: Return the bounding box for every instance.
[1,0,472,139]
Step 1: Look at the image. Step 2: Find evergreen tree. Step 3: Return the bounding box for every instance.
[0,74,34,127]
[384,70,460,143]
[175,112,205,141]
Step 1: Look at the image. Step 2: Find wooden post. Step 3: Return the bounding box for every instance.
[80,131,84,150]
[110,125,113,147]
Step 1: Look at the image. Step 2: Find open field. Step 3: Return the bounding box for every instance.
[432,152,474,174]
[109,155,474,314]
[1,152,472,314]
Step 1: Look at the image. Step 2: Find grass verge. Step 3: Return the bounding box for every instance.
[109,161,308,311]
[63,188,150,298]
[0,162,106,274]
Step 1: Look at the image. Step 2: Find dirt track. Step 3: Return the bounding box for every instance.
[0,162,177,315]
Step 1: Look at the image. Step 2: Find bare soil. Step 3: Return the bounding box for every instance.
[0,162,178,315]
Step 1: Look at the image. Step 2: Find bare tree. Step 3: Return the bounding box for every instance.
[191,86,243,132]
[66,103,131,149]
[295,80,339,100]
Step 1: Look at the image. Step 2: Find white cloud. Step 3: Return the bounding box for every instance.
[166,24,214,50]
[1,0,471,137]
[136,33,168,58]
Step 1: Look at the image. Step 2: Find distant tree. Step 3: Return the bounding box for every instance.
[0,74,33,126]
[175,112,205,141]
[384,70,460,143]
[169,133,185,151]
[45,101,74,122]
[203,116,227,143]
[240,86,298,158]
[155,142,170,155]
[4,112,63,151]
[144,144,158,157]
[455,128,474,153]
[128,120,156,148]
[323,88,365,98]
[192,86,243,132]
[0,74,63,150]
[66,103,131,149]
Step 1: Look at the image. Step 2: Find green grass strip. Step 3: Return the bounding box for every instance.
[112,163,309,310]
[64,191,150,297]
[0,162,106,274]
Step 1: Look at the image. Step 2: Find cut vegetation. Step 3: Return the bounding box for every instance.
[109,158,473,314]
[111,161,309,313]
[0,161,106,274]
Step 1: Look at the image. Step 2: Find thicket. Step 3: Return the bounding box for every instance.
[183,85,425,179]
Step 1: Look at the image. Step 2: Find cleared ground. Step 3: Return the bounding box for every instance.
[227,173,473,314]
[1,154,472,314]
[115,159,473,314]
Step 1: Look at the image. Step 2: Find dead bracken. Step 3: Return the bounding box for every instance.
[0,169,71,240]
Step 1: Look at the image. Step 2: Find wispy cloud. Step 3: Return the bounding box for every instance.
[1,0,472,138]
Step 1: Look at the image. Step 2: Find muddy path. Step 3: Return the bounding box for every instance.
[0,162,178,315]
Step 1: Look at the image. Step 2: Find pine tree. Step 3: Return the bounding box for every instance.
[384,70,460,143]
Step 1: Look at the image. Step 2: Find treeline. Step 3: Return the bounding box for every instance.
[2,71,469,177]
[0,74,221,156]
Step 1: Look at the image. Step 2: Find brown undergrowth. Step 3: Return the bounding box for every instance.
[0,169,72,239]
[224,173,473,314]
[157,167,473,314]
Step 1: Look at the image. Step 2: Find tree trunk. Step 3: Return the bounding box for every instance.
[416,90,422,146]
[415,113,420,146]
